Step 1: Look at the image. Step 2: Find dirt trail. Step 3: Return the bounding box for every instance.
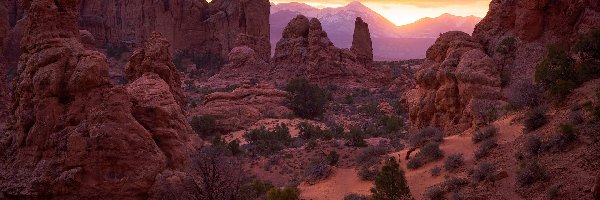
[299,168,373,200]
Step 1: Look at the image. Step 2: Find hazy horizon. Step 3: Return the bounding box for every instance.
[270,0,491,26]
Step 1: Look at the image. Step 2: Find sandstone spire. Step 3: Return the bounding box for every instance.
[351,17,373,64]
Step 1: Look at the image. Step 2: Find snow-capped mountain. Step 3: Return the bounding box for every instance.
[270,1,482,60]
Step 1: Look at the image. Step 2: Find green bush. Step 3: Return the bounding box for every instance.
[284,79,329,119]
[326,151,340,166]
[470,162,496,183]
[430,166,441,177]
[409,127,444,148]
[472,126,497,144]
[244,124,293,155]
[379,115,403,134]
[573,29,600,82]
[266,187,300,200]
[371,157,413,200]
[407,143,444,169]
[524,107,547,132]
[444,154,464,172]
[358,165,379,181]
[535,44,577,99]
[346,128,368,147]
[516,159,547,186]
[344,193,370,200]
[496,37,517,55]
[424,185,444,200]
[191,115,217,138]
[239,180,275,199]
[474,138,497,160]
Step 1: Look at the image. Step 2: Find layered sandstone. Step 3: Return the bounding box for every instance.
[271,15,376,85]
[408,31,504,134]
[197,83,292,133]
[78,0,271,62]
[1,0,196,198]
[209,45,270,84]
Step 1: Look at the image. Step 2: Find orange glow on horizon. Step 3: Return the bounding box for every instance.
[270,0,491,26]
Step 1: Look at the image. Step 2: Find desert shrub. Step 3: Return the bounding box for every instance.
[326,151,340,166]
[304,159,331,184]
[408,143,444,169]
[496,37,517,55]
[379,115,404,134]
[356,145,389,165]
[546,184,562,199]
[443,177,469,192]
[191,115,217,139]
[193,146,244,200]
[358,165,379,181]
[523,135,542,156]
[508,81,541,108]
[409,127,444,148]
[344,193,370,200]
[239,180,275,199]
[544,124,577,152]
[228,139,242,156]
[516,159,547,186]
[524,107,547,132]
[266,187,300,200]
[359,103,380,115]
[284,79,329,119]
[298,122,326,140]
[472,126,497,144]
[244,124,293,155]
[430,166,441,177]
[346,128,368,147]
[389,137,406,152]
[305,140,318,151]
[573,29,600,82]
[424,185,445,200]
[444,154,465,172]
[406,156,424,170]
[474,138,497,160]
[344,95,355,104]
[535,44,578,99]
[470,162,497,183]
[371,157,413,200]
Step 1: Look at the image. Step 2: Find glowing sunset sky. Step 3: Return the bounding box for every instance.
[270,0,492,25]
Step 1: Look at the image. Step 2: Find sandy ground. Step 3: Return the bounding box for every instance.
[297,114,524,200]
[299,168,373,200]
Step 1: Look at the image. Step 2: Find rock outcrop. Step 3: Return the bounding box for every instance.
[78,0,271,62]
[1,0,197,198]
[351,17,373,65]
[408,31,504,134]
[197,83,291,133]
[125,32,185,107]
[271,15,376,85]
[209,45,270,84]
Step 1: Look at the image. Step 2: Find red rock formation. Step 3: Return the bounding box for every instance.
[197,82,292,133]
[78,0,271,62]
[272,15,377,85]
[594,173,600,200]
[351,17,373,65]
[408,31,504,134]
[209,45,270,84]
[1,0,197,198]
[125,32,185,107]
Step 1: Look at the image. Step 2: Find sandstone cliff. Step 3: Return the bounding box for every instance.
[0,0,198,198]
[78,0,271,62]
[351,17,373,65]
[408,31,504,134]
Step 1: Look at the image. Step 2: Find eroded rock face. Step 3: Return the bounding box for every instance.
[78,0,271,63]
[209,45,270,84]
[197,83,292,133]
[125,32,185,107]
[408,31,504,134]
[1,0,196,198]
[351,17,373,65]
[271,15,375,85]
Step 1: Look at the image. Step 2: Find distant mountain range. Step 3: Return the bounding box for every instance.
[270,2,482,60]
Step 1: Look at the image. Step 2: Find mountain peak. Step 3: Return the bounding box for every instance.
[346,1,368,9]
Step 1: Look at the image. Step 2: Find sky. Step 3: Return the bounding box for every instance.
[270,0,492,26]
